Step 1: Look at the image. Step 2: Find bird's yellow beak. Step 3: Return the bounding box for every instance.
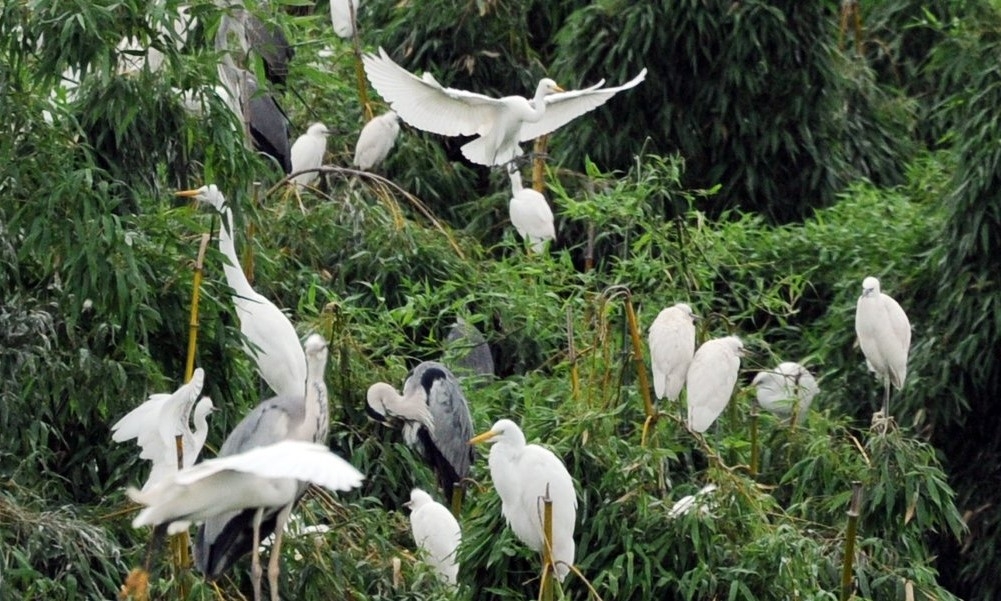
[468,430,497,446]
[175,189,200,198]
[553,84,565,93]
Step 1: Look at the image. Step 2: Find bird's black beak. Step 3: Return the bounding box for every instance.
[365,404,388,423]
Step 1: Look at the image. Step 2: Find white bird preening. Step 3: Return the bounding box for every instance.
[112,368,214,491]
[685,336,745,433]
[405,488,461,586]
[854,276,911,421]
[362,47,647,167]
[177,185,307,398]
[508,170,556,252]
[366,362,475,502]
[648,303,698,402]
[468,419,577,583]
[752,361,819,425]
[353,110,401,171]
[290,122,331,189]
[194,334,333,601]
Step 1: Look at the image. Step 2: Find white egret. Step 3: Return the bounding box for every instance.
[751,361,819,425]
[508,170,556,252]
[469,419,577,583]
[405,488,461,586]
[362,47,647,167]
[353,110,401,171]
[195,334,332,601]
[290,122,331,189]
[667,483,718,519]
[648,303,698,402]
[854,276,911,420]
[177,185,307,398]
[111,368,214,491]
[366,362,475,500]
[330,0,360,39]
[685,336,744,433]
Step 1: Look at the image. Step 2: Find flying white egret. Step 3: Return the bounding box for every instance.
[366,362,475,500]
[685,336,744,433]
[405,488,461,586]
[177,185,307,398]
[361,47,647,167]
[854,276,911,420]
[330,0,360,39]
[111,368,214,491]
[469,419,577,583]
[195,334,332,601]
[352,110,401,171]
[290,122,331,188]
[508,170,556,252]
[648,303,698,402]
[751,361,819,425]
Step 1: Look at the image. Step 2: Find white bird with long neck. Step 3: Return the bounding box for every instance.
[508,170,556,252]
[353,110,400,171]
[469,419,577,583]
[290,123,331,189]
[648,303,698,402]
[855,276,911,421]
[177,185,306,398]
[405,488,461,586]
[362,47,647,167]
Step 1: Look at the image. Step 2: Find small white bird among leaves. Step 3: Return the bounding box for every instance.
[685,336,745,433]
[290,122,331,189]
[353,110,400,171]
[508,170,555,252]
[648,303,698,402]
[405,488,461,586]
[330,0,360,39]
[752,361,819,425]
[854,276,911,421]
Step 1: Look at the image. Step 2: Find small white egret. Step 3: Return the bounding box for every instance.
[855,276,911,420]
[330,0,360,39]
[362,47,647,166]
[366,362,475,499]
[195,334,332,601]
[405,488,461,586]
[648,303,698,402]
[469,419,577,583]
[508,170,556,252]
[177,185,307,398]
[353,110,400,171]
[667,483,718,519]
[751,362,819,425]
[290,122,331,189]
[685,336,744,433]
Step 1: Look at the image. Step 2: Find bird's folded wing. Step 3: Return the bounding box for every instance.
[518,68,647,142]
[363,47,499,137]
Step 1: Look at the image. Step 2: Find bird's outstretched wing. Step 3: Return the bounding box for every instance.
[362,47,501,138]
[518,68,647,142]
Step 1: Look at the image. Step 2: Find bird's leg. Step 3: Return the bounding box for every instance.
[882,378,891,423]
[268,503,294,601]
[251,508,265,601]
[449,483,464,517]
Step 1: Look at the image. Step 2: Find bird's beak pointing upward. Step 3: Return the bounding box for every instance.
[468,430,497,446]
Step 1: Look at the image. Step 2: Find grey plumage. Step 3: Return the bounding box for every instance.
[444,318,494,380]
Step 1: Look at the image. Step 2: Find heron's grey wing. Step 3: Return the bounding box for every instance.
[445,319,495,378]
[242,73,292,173]
[425,369,475,482]
[242,12,294,86]
[517,68,647,142]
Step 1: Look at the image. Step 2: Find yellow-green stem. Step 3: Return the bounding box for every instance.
[840,481,864,601]
[624,294,656,442]
[541,484,554,601]
[749,403,759,478]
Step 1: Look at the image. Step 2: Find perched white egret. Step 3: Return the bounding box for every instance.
[195,334,332,601]
[667,483,718,519]
[352,110,401,171]
[648,303,698,402]
[111,368,214,491]
[685,336,744,433]
[362,47,647,167]
[177,185,307,398]
[366,362,475,499]
[290,122,331,189]
[405,488,461,586]
[469,419,577,583]
[130,440,362,535]
[752,362,819,425]
[508,170,556,252]
[855,276,911,419]
[330,0,360,39]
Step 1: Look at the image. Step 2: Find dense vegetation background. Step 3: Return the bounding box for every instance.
[1,0,999,599]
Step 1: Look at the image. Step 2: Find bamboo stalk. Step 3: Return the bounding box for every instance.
[532,136,549,192]
[350,0,371,121]
[749,402,759,478]
[567,305,579,401]
[540,484,554,601]
[623,294,656,444]
[840,481,864,601]
[449,484,464,518]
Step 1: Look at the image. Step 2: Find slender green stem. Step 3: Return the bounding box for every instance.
[840,481,864,601]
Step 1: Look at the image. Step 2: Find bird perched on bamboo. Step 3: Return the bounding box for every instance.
[362,46,647,167]
[648,303,698,402]
[752,361,819,425]
[854,276,911,422]
[405,488,461,586]
[469,419,577,583]
[685,336,745,433]
[507,169,555,252]
[353,110,400,171]
[290,122,331,189]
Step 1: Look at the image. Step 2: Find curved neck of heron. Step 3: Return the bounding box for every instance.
[303,359,330,443]
[215,205,255,300]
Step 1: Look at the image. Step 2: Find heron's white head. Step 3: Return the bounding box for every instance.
[306,122,330,136]
[365,382,398,421]
[720,335,746,357]
[404,487,433,511]
[194,396,216,418]
[538,78,564,95]
[861,276,881,298]
[384,110,399,122]
[365,381,435,429]
[674,302,697,321]
[304,334,328,358]
[468,418,526,448]
[175,184,226,212]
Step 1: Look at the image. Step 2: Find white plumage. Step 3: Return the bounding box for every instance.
[508,170,555,252]
[469,419,577,582]
[362,47,647,166]
[178,185,307,398]
[752,362,819,424]
[648,303,697,401]
[855,276,911,418]
[290,123,330,188]
[353,110,400,171]
[330,0,360,39]
[406,488,461,586]
[685,336,744,433]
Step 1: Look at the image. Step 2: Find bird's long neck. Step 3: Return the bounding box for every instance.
[509,170,524,193]
[530,85,550,121]
[303,361,330,444]
[214,205,256,300]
